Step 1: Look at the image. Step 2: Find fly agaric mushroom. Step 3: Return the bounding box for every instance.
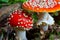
[8,10,33,40]
[22,0,59,31]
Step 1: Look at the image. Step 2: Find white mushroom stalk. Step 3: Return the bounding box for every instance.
[8,10,33,40]
[17,30,27,40]
[37,12,54,31]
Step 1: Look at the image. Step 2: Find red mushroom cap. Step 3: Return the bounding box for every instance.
[22,0,60,12]
[8,10,33,29]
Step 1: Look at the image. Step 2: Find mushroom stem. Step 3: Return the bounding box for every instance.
[0,34,3,40]
[42,23,48,31]
[43,25,48,31]
[17,30,27,40]
[37,12,54,31]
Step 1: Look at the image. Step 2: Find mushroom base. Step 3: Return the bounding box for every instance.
[42,24,48,31]
[17,31,27,40]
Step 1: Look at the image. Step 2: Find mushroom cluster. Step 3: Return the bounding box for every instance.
[22,0,59,31]
[8,10,33,40]
[6,0,60,40]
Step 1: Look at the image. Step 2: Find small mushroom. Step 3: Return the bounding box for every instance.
[8,10,33,40]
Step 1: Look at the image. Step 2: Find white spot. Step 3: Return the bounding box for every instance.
[15,10,17,12]
[30,2,32,6]
[25,15,28,17]
[44,0,46,1]
[26,2,30,6]
[23,13,26,16]
[21,22,23,24]
[10,13,12,15]
[32,1,37,7]
[23,3,27,7]
[25,24,27,26]
[58,2,60,4]
[23,13,28,17]
[14,10,18,14]
[14,33,16,35]
[11,15,13,18]
[23,19,25,21]
[14,11,17,14]
[18,22,20,24]
[18,19,22,21]
[9,18,11,20]
[30,24,33,26]
[17,26,18,27]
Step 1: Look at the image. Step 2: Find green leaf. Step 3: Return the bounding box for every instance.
[0,4,2,8]
[57,32,60,37]
[0,0,9,3]
[7,0,17,5]
[20,0,27,3]
[49,34,54,40]
[53,12,59,16]
[32,13,38,23]
[57,21,60,25]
